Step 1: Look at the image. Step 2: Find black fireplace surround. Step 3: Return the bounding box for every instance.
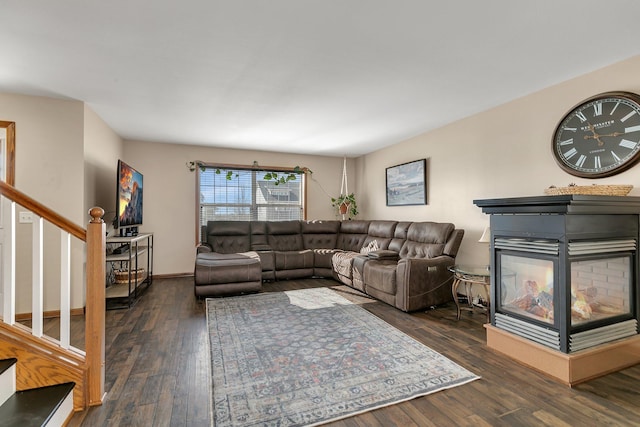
[474,195,640,353]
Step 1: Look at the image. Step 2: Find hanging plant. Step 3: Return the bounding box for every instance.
[332,157,357,219]
[188,161,310,184]
[331,193,358,219]
[215,168,238,180]
[263,166,312,185]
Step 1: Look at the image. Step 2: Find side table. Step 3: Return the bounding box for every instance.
[448,265,491,321]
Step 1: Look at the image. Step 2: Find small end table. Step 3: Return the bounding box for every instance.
[448,265,491,321]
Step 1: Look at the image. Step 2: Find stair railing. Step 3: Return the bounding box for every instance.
[0,180,105,407]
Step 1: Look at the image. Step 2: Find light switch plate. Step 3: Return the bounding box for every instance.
[19,211,34,223]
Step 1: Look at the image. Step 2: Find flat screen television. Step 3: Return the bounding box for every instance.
[116,160,143,232]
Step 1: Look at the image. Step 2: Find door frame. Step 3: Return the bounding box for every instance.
[0,121,15,185]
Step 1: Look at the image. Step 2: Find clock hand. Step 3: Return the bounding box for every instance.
[598,131,625,138]
[586,123,605,146]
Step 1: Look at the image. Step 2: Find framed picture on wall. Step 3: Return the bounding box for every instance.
[386,159,427,206]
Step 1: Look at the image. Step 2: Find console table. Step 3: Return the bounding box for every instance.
[105,232,153,309]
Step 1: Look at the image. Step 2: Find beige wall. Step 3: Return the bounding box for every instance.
[0,93,86,312]
[83,105,123,230]
[0,93,85,220]
[357,55,640,266]
[123,140,354,275]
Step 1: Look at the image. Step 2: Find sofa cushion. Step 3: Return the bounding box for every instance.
[389,221,411,252]
[351,256,369,292]
[399,222,455,259]
[250,221,269,249]
[194,251,261,285]
[301,220,341,234]
[331,251,363,286]
[274,249,314,270]
[364,261,397,294]
[368,220,398,238]
[204,221,252,253]
[313,248,341,270]
[267,221,304,250]
[336,220,370,252]
[359,220,398,250]
[301,220,340,249]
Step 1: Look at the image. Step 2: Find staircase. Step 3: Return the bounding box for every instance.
[0,181,107,424]
[0,358,74,426]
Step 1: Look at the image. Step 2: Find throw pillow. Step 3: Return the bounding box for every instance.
[360,239,379,255]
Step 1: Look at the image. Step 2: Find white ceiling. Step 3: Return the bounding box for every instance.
[1,1,640,157]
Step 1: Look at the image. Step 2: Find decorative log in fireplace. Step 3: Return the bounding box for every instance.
[474,195,640,385]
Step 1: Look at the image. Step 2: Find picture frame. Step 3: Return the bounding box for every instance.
[386,159,427,206]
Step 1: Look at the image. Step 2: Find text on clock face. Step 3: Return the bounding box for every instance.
[579,120,614,131]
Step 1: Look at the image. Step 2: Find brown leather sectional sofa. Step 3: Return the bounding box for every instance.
[195,219,464,312]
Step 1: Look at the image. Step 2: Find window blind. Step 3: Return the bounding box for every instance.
[198,165,304,227]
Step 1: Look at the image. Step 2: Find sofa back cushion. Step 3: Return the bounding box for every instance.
[336,220,370,252]
[361,220,398,250]
[205,221,252,253]
[249,221,270,250]
[267,221,304,251]
[301,220,340,249]
[399,222,455,259]
[389,221,411,252]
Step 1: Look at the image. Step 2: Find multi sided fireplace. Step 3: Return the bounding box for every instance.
[475,195,640,384]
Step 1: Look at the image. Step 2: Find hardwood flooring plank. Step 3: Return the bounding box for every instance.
[532,410,573,427]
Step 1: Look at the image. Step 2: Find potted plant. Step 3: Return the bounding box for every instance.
[331,193,358,219]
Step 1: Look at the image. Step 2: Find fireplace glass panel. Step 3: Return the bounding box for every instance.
[570,256,631,326]
[500,254,554,325]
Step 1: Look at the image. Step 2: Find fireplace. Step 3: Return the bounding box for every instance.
[474,195,640,384]
[495,240,635,353]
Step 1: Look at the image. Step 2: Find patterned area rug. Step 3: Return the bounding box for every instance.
[206,287,479,426]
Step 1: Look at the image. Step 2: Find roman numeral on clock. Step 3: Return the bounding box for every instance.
[612,151,621,163]
[576,155,587,167]
[576,112,588,123]
[594,156,601,169]
[621,110,638,122]
[620,139,638,150]
[564,147,578,159]
[593,102,603,116]
[610,102,621,115]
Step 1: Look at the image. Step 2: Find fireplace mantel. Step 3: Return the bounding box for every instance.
[474,194,640,215]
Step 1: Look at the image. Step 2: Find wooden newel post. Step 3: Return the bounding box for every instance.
[86,207,106,406]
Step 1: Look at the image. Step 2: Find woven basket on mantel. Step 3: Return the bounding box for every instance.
[544,184,633,196]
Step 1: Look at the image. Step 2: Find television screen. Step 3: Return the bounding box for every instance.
[116,160,143,228]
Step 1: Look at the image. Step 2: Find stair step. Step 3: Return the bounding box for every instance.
[0,382,75,427]
[0,358,17,407]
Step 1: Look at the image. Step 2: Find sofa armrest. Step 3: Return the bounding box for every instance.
[368,249,399,260]
[197,243,213,254]
[395,256,456,311]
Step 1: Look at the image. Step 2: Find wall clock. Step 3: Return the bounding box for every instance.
[552,91,640,178]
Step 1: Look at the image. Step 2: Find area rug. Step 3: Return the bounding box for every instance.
[206,287,479,426]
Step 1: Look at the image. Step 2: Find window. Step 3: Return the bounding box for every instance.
[197,163,305,229]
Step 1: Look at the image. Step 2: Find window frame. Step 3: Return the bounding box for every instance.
[194,161,308,243]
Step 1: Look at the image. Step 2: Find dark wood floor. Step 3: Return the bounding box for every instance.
[69,277,640,426]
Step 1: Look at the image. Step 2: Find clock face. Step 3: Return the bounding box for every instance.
[552,92,640,178]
